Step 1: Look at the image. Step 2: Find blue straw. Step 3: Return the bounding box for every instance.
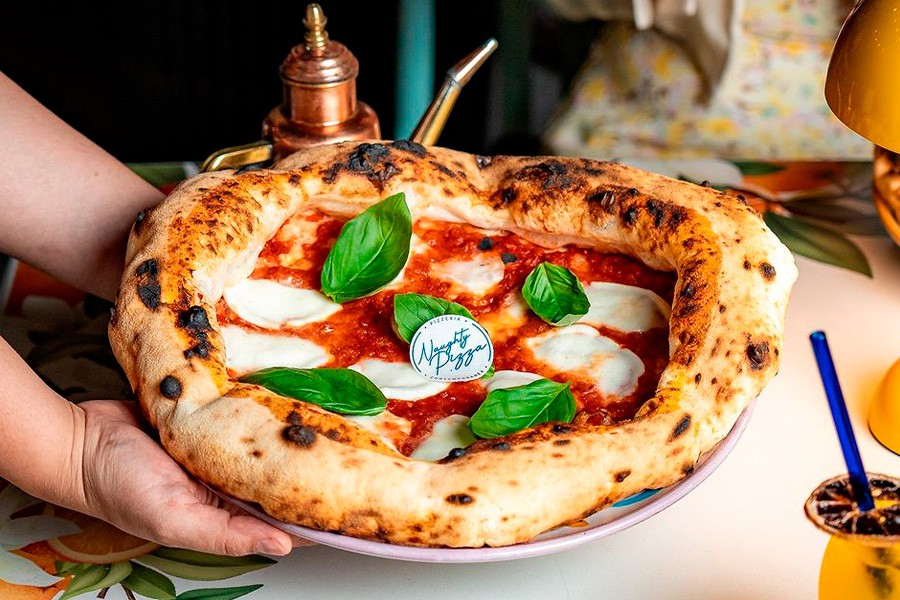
[809,330,875,511]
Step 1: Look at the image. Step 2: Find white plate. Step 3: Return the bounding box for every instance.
[221,403,754,563]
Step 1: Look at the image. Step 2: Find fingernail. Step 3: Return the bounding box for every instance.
[255,538,288,556]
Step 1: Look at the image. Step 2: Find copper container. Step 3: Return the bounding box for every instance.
[262,4,380,160]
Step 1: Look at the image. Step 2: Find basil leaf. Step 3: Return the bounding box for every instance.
[468,378,576,439]
[321,192,412,303]
[393,293,475,343]
[240,367,386,415]
[521,262,590,326]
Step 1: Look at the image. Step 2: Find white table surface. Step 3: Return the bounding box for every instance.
[209,236,900,600]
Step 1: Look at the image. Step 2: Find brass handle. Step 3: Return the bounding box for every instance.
[200,140,274,172]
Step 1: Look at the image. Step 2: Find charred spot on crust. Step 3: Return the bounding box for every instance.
[554,439,570,446]
[760,262,776,280]
[668,207,687,228]
[177,306,211,332]
[680,283,695,299]
[135,259,161,309]
[746,340,770,370]
[447,447,467,460]
[491,442,511,451]
[287,411,303,426]
[646,199,666,228]
[522,162,573,190]
[614,470,631,482]
[743,259,752,270]
[669,414,691,441]
[553,423,574,434]
[501,188,518,204]
[159,375,182,399]
[694,373,702,384]
[430,160,458,179]
[284,425,317,446]
[178,306,212,360]
[134,210,147,234]
[475,155,493,169]
[622,206,638,226]
[323,143,399,188]
[446,494,474,505]
[390,139,426,157]
[683,464,695,476]
[183,342,210,360]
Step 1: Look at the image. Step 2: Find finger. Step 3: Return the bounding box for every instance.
[154,500,293,557]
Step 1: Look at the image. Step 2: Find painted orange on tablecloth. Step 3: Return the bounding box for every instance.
[43,505,159,564]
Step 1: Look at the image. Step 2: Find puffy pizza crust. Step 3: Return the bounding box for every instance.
[109,141,796,547]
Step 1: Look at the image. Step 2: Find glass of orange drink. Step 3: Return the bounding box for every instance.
[806,473,900,600]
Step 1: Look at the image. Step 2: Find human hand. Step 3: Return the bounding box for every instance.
[73,399,295,556]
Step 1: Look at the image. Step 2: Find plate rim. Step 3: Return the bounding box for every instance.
[218,402,755,563]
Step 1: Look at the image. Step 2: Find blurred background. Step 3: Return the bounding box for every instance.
[0,1,595,161]
[0,1,868,163]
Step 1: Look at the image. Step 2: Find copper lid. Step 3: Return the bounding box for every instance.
[280,4,358,86]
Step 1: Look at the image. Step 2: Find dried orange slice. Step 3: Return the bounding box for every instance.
[805,473,900,542]
[43,505,159,564]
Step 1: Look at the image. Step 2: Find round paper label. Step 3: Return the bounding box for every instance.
[409,315,494,382]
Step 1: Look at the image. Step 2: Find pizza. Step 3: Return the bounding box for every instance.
[108,140,796,548]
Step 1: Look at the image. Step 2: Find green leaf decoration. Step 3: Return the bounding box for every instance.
[521,263,590,326]
[393,293,475,343]
[176,585,264,600]
[321,192,412,303]
[122,562,177,600]
[468,379,576,439]
[764,212,872,277]
[783,197,886,237]
[59,561,132,600]
[240,367,386,415]
[137,549,274,583]
[732,161,786,176]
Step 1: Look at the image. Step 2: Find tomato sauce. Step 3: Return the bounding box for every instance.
[217,213,676,456]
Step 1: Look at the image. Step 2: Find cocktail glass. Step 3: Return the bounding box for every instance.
[806,473,900,599]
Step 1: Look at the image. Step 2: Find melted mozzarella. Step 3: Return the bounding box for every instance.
[346,412,412,452]
[526,324,644,397]
[580,282,670,333]
[223,279,341,329]
[349,358,449,401]
[433,257,505,296]
[483,370,543,393]
[479,293,528,343]
[410,414,476,461]
[220,326,330,374]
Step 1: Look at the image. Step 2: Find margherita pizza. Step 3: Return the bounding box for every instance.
[109,141,796,547]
